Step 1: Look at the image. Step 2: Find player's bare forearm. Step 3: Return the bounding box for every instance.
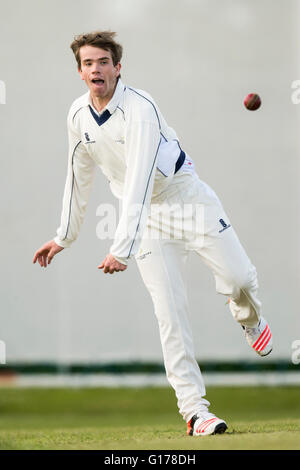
[98,253,127,274]
[33,240,64,268]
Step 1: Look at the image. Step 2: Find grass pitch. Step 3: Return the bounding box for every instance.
[0,385,299,450]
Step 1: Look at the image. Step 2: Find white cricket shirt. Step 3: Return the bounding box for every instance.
[54,79,195,264]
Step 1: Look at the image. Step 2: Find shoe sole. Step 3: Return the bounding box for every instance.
[259,348,273,357]
[212,422,228,435]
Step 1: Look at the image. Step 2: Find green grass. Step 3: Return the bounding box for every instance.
[0,386,299,449]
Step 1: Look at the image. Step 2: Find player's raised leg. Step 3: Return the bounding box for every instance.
[186,174,273,357]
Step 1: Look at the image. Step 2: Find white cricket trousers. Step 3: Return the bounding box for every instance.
[135,172,262,422]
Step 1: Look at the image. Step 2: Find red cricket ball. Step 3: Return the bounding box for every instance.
[244,93,261,111]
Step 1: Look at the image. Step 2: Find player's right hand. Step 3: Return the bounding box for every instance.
[33,240,64,268]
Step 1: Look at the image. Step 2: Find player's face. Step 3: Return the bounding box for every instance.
[78,46,121,101]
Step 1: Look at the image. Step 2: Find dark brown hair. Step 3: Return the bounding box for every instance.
[70,31,123,69]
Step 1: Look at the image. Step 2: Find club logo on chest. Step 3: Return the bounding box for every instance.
[84,132,96,144]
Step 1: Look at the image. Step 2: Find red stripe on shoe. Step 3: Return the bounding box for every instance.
[255,326,270,351]
[257,330,272,351]
[200,418,218,433]
[252,325,268,349]
[196,418,217,434]
[196,419,215,434]
[252,325,268,348]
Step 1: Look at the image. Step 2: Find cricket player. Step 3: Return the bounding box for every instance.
[33,31,273,436]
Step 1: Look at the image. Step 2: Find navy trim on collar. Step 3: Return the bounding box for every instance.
[89,106,112,126]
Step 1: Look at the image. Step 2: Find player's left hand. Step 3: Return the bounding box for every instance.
[98,253,127,274]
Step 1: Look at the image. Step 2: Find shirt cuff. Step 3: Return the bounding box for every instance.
[53,236,72,248]
[111,254,129,266]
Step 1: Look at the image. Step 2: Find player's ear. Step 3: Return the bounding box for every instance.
[78,66,84,80]
[115,62,121,77]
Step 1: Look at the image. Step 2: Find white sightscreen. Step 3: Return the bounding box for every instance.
[0,0,299,364]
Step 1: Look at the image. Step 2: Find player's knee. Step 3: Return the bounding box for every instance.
[215,263,258,298]
[242,263,259,292]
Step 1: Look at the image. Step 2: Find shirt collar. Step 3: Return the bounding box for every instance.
[87,78,125,116]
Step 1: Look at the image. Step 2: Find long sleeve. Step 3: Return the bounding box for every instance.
[109,117,161,262]
[54,122,96,248]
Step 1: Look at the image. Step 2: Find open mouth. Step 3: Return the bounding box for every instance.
[91,78,104,85]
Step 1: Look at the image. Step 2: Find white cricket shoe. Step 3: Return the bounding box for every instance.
[187,411,227,436]
[242,316,273,356]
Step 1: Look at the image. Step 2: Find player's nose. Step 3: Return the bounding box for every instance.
[91,62,101,73]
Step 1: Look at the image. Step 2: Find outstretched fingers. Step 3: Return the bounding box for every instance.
[97,255,127,274]
[33,249,48,268]
[33,241,63,268]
